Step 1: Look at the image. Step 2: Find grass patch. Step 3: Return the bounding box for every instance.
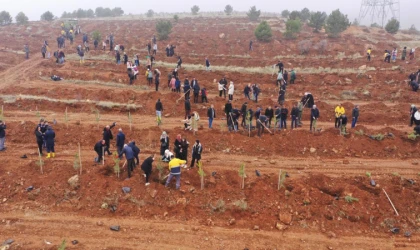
[232,199,248,211]
[344,195,359,203]
[210,199,225,213]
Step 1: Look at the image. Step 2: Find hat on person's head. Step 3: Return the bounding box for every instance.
[162,131,167,135]
[313,105,317,108]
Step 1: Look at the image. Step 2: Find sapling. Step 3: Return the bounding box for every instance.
[128,111,132,131]
[366,172,376,186]
[64,107,69,128]
[246,112,251,137]
[156,159,164,180]
[36,148,44,174]
[94,109,101,128]
[113,152,120,178]
[197,161,206,190]
[78,142,82,175]
[58,239,66,250]
[0,105,4,120]
[238,163,246,189]
[278,170,287,190]
[344,195,359,203]
[73,153,80,173]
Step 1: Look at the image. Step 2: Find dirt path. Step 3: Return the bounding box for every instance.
[0,211,415,250]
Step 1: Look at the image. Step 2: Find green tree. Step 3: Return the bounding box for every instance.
[385,18,400,34]
[289,10,301,20]
[86,9,95,18]
[352,18,359,26]
[224,5,233,15]
[0,11,12,26]
[156,20,173,40]
[15,12,29,25]
[111,7,124,17]
[254,21,272,42]
[300,8,311,22]
[370,23,380,28]
[92,30,101,43]
[147,9,154,18]
[173,15,179,22]
[308,11,327,32]
[325,9,350,37]
[40,11,54,21]
[284,19,302,39]
[76,8,87,18]
[281,10,290,18]
[247,6,260,21]
[191,5,200,15]
[95,7,104,17]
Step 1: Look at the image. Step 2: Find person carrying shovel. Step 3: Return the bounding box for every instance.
[310,105,320,133]
[165,155,186,190]
[256,114,269,137]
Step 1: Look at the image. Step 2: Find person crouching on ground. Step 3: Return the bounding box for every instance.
[141,155,154,186]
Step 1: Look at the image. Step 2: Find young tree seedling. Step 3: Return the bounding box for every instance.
[344,195,359,203]
[128,111,132,131]
[73,153,80,173]
[278,170,287,190]
[78,142,82,175]
[156,158,164,180]
[113,152,120,178]
[197,161,206,190]
[238,163,246,189]
[36,147,44,174]
[0,105,4,120]
[58,239,66,250]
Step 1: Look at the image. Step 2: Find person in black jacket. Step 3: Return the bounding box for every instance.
[410,104,418,126]
[156,99,163,125]
[35,126,44,155]
[219,77,228,98]
[94,140,105,163]
[244,84,251,100]
[257,115,267,137]
[184,99,191,119]
[340,115,348,135]
[264,106,274,128]
[190,140,202,168]
[207,104,216,129]
[191,78,200,103]
[123,52,128,65]
[278,82,286,105]
[103,122,116,155]
[290,104,299,129]
[141,155,155,186]
[184,78,191,100]
[310,105,320,132]
[160,131,169,156]
[116,128,125,155]
[177,56,182,69]
[174,134,182,159]
[0,120,6,151]
[224,100,233,125]
[276,61,284,73]
[280,106,288,129]
[240,102,248,127]
[180,138,189,163]
[45,126,55,158]
[283,70,288,85]
[128,140,140,165]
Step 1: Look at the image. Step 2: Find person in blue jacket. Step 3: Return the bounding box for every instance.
[45,126,55,158]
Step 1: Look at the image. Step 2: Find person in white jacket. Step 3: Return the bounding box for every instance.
[218,80,224,97]
[228,81,234,101]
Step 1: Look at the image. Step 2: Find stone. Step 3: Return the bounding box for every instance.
[163,212,168,217]
[96,221,104,226]
[68,175,80,190]
[122,187,131,193]
[207,218,214,226]
[164,113,171,117]
[326,231,336,238]
[3,239,14,245]
[310,148,316,153]
[185,181,191,185]
[177,198,187,205]
[209,176,216,184]
[253,225,260,230]
[0,245,10,250]
[110,225,120,231]
[192,226,199,231]
[187,40,193,45]
[345,78,352,83]
[228,218,236,225]
[358,65,367,70]
[189,187,195,193]
[279,213,292,225]
[149,189,157,198]
[101,203,108,209]
[363,90,371,96]
[219,33,225,39]
[332,148,338,154]
[269,160,275,164]
[275,222,287,231]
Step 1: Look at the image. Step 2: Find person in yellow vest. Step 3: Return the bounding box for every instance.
[61,30,65,35]
[367,48,371,62]
[334,104,345,128]
[165,155,186,190]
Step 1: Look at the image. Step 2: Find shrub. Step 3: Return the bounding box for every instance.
[173,15,179,22]
[284,19,302,39]
[345,195,359,203]
[407,132,419,141]
[247,6,260,21]
[224,5,233,15]
[352,18,360,26]
[233,200,248,210]
[156,20,173,40]
[370,23,381,28]
[298,40,312,54]
[15,12,29,25]
[308,11,327,32]
[191,5,200,15]
[111,7,124,17]
[325,9,350,37]
[289,11,301,20]
[210,199,225,212]
[146,9,154,18]
[281,10,290,18]
[314,39,328,54]
[300,8,311,22]
[40,11,54,21]
[385,19,400,34]
[0,11,12,26]
[92,30,102,43]
[254,21,272,42]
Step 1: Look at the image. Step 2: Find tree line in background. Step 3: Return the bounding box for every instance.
[0,6,412,37]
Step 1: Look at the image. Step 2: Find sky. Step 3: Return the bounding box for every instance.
[1,0,418,28]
